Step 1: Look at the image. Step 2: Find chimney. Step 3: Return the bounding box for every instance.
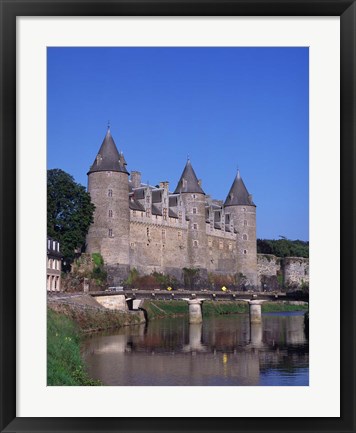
[131,171,142,189]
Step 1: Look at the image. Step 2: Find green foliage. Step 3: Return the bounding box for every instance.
[151,272,178,289]
[47,169,95,270]
[182,267,200,289]
[257,238,309,258]
[124,268,140,287]
[91,252,104,267]
[47,309,100,386]
[90,253,107,284]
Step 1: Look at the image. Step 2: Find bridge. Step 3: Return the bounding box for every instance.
[90,289,304,302]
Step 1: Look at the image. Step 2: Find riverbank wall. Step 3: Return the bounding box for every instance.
[48,294,145,333]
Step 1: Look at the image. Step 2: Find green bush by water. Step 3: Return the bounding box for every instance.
[47,309,100,386]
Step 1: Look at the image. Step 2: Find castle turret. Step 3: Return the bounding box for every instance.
[174,160,207,274]
[224,170,257,287]
[86,127,130,279]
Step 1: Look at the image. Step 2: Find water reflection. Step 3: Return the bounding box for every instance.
[81,312,308,386]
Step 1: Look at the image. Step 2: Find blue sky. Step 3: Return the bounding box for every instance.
[47,47,309,240]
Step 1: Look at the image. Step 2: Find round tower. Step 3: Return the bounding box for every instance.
[174,160,207,276]
[86,127,130,278]
[224,170,257,288]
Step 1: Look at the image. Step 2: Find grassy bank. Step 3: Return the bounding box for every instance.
[47,309,100,386]
[142,300,308,319]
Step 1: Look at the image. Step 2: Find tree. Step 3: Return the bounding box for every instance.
[47,169,95,270]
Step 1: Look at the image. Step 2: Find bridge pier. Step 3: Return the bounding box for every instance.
[186,299,204,324]
[248,300,264,324]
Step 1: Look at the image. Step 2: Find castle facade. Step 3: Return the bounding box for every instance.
[86,128,258,287]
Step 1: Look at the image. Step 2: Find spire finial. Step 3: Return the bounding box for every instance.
[107,120,110,130]
[187,154,190,162]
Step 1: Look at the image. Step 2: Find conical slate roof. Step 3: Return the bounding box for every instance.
[224,170,255,206]
[174,160,205,194]
[88,128,129,174]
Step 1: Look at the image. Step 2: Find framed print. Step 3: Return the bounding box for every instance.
[0,1,355,432]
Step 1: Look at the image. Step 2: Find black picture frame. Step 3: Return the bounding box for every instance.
[0,1,355,432]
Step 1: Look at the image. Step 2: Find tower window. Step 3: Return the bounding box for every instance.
[208,239,212,247]
[108,229,113,237]
[192,208,197,214]
[163,208,168,220]
[178,211,182,222]
[193,223,198,230]
[244,220,247,226]
[219,240,223,250]
[178,231,182,239]
[162,229,166,240]
[147,227,150,238]
[193,240,199,248]
[243,249,247,255]
[192,194,196,199]
[108,189,113,197]
[109,210,113,218]
[228,243,233,251]
[146,209,151,217]
[243,234,248,240]
[243,207,246,212]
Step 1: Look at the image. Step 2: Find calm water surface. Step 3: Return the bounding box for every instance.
[81,312,308,386]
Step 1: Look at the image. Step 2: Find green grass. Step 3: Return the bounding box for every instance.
[142,300,188,320]
[262,302,309,313]
[202,301,247,316]
[47,309,100,386]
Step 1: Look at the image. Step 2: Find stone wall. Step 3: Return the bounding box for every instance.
[257,254,309,290]
[283,257,309,287]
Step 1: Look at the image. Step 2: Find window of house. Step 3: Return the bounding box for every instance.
[163,208,168,220]
[243,234,248,240]
[146,195,150,203]
[178,231,182,239]
[193,240,198,248]
[243,249,247,255]
[193,223,198,230]
[146,209,151,217]
[47,239,50,249]
[109,210,113,218]
[219,240,223,250]
[130,242,135,248]
[178,211,182,222]
[162,229,166,240]
[108,229,113,237]
[108,189,113,197]
[147,227,150,237]
[192,208,197,214]
[192,194,196,199]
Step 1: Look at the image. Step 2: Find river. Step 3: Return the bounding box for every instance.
[81,311,308,386]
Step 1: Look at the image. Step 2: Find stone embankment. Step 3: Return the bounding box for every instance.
[47,293,145,333]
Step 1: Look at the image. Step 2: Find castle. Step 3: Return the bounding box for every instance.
[86,128,258,287]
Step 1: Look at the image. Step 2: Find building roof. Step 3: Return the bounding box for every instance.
[88,128,129,175]
[224,170,255,207]
[174,160,205,194]
[129,199,145,211]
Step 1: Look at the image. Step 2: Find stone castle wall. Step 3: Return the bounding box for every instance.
[257,254,309,289]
